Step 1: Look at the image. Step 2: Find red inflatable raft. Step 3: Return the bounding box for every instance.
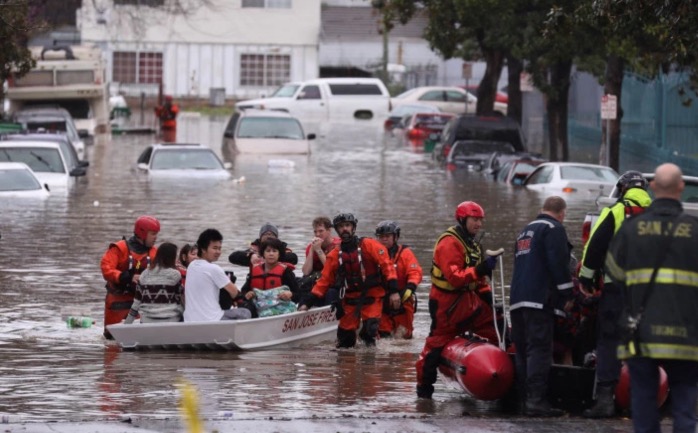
[438,335,515,401]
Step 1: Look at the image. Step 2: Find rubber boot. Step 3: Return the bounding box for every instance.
[583,384,616,418]
[416,384,434,399]
[525,390,564,417]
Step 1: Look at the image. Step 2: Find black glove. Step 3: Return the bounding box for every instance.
[224,270,237,284]
[118,270,133,286]
[475,256,497,278]
[330,300,345,319]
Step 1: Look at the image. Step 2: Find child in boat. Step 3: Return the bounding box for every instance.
[124,242,184,324]
[240,238,300,317]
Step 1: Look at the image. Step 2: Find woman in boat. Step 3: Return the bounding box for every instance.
[124,242,184,324]
[176,243,198,285]
[240,238,299,317]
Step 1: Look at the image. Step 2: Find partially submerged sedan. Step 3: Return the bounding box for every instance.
[522,162,619,197]
[0,141,86,190]
[223,109,314,154]
[137,144,232,179]
[0,162,50,198]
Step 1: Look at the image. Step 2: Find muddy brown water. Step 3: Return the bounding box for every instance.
[0,113,613,427]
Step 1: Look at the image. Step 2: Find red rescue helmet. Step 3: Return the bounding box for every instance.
[455,201,485,224]
[134,215,160,240]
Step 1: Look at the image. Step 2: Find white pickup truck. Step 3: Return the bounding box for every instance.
[581,173,698,244]
[235,78,391,126]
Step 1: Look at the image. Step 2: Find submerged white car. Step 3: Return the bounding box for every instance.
[137,144,232,178]
[0,162,50,198]
[223,109,315,154]
[522,162,619,197]
[0,141,86,190]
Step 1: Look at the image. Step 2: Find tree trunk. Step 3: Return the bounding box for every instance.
[603,55,624,171]
[506,54,523,124]
[545,60,572,161]
[477,47,505,115]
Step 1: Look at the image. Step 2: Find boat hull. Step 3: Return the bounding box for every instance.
[107,306,338,350]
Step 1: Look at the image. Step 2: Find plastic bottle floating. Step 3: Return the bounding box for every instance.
[66,316,96,328]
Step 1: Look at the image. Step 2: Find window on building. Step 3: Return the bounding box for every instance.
[113,51,163,84]
[242,0,291,8]
[240,54,290,87]
[114,0,165,6]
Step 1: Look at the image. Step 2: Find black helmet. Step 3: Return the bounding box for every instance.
[616,170,648,192]
[332,213,358,230]
[375,220,400,239]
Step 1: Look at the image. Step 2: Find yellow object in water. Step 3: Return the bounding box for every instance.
[178,379,204,433]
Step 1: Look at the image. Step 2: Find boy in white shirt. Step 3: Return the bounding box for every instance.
[184,229,251,322]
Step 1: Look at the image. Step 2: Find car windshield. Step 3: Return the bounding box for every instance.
[24,121,68,134]
[0,167,42,191]
[560,165,618,182]
[0,147,65,173]
[452,141,515,156]
[512,162,538,175]
[271,84,300,98]
[237,117,304,139]
[150,149,224,170]
[394,88,418,99]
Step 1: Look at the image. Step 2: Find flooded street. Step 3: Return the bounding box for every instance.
[0,114,635,431]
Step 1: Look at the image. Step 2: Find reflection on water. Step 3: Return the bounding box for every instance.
[0,115,598,422]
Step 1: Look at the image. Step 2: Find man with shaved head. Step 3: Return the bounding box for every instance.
[606,163,698,433]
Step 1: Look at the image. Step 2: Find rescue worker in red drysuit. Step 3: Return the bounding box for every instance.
[100,215,160,339]
[299,213,399,348]
[416,201,501,399]
[374,220,423,339]
[154,95,179,143]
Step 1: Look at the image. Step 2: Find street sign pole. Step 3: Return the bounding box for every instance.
[462,62,472,113]
[600,94,617,166]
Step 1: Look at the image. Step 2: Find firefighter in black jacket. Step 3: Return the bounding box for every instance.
[510,196,573,417]
[579,170,651,418]
[605,163,698,433]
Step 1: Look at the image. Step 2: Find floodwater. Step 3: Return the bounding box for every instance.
[0,113,636,431]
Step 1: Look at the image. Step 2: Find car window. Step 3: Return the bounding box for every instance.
[298,85,321,100]
[25,120,67,134]
[526,166,553,184]
[441,118,457,143]
[681,183,698,203]
[137,147,153,164]
[413,114,453,130]
[0,167,42,191]
[57,140,79,168]
[237,117,304,139]
[271,84,300,97]
[419,91,445,102]
[327,84,383,95]
[445,91,466,103]
[0,147,66,173]
[496,161,513,182]
[151,149,223,170]
[224,113,240,135]
[560,165,617,182]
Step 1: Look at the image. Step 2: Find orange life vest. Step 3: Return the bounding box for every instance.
[249,262,289,290]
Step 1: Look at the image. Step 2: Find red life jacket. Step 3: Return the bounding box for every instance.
[338,238,382,293]
[249,262,290,290]
[107,240,155,294]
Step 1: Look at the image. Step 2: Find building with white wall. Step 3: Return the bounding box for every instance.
[78,0,321,99]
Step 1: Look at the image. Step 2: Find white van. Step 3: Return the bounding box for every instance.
[235,78,391,124]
